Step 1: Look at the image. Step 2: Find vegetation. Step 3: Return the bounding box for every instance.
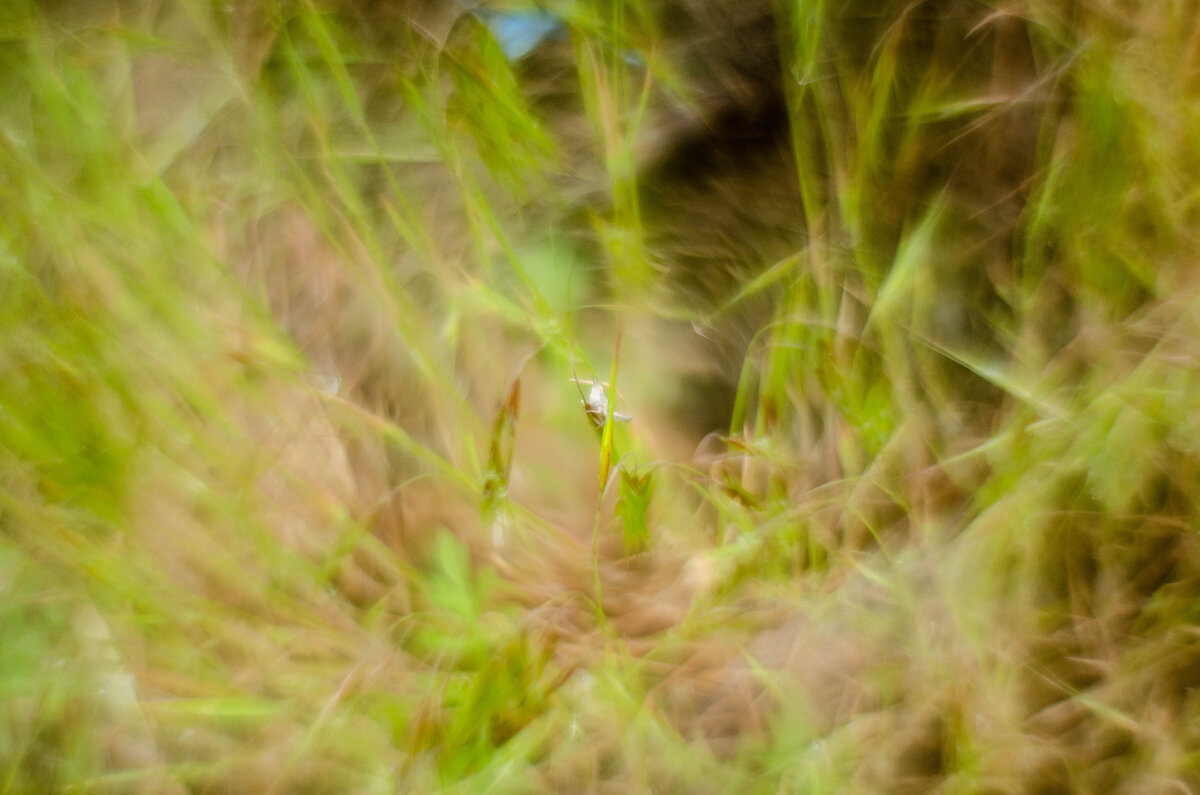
[2,0,1200,791]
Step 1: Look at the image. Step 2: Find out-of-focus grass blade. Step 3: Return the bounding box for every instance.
[713,252,803,318]
[866,196,945,333]
[616,468,652,554]
[910,332,1066,421]
[146,697,284,719]
[482,376,520,523]
[427,530,482,621]
[598,331,622,495]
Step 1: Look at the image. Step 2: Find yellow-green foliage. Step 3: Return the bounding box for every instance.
[2,1,1200,792]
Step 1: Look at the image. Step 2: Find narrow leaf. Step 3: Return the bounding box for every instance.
[598,331,622,494]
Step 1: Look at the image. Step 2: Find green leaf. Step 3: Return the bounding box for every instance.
[617,468,653,554]
[428,531,479,620]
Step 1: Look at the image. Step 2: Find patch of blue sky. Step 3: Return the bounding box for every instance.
[472,9,565,61]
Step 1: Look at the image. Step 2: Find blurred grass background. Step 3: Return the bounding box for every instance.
[3,0,1200,792]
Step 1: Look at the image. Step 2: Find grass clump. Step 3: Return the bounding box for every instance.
[3,0,1200,792]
